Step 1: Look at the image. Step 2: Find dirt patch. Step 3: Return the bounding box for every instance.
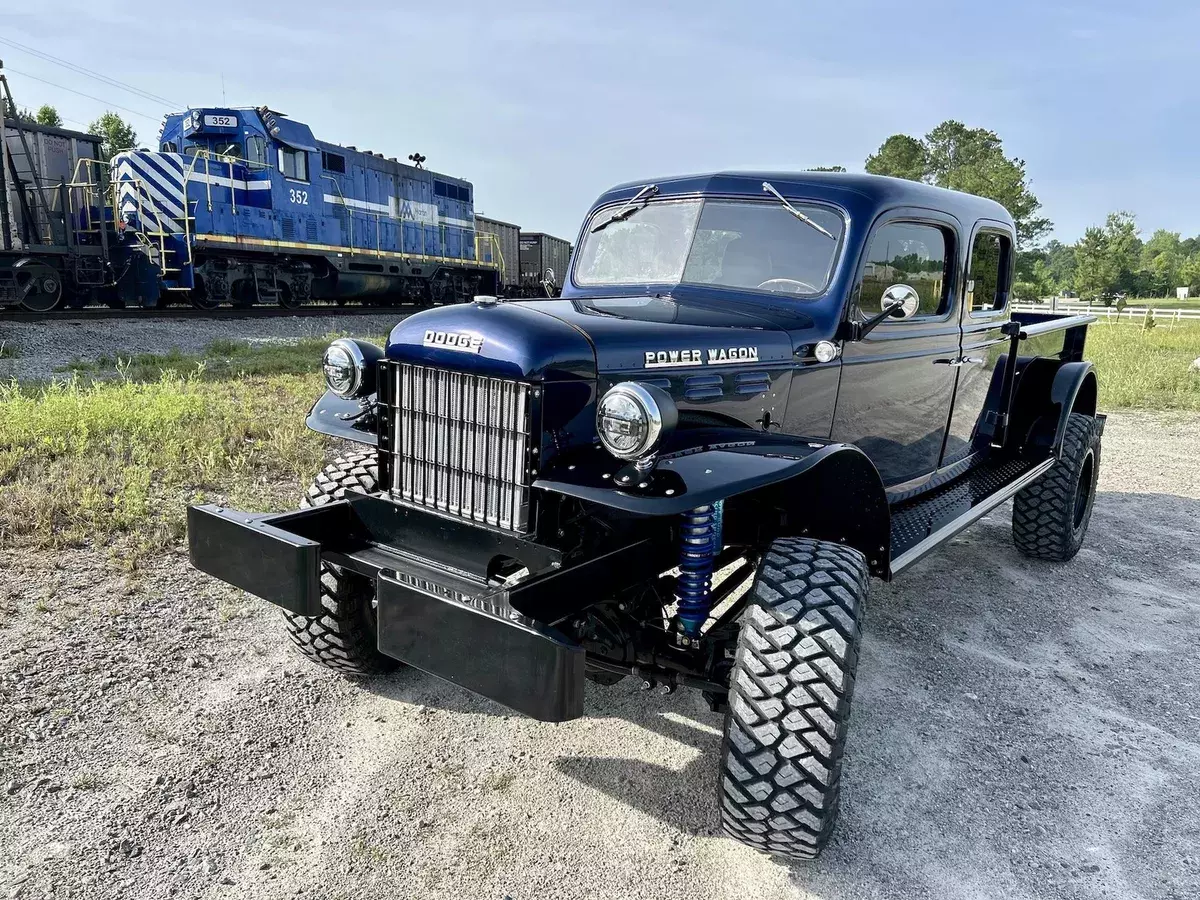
[2,410,1198,899]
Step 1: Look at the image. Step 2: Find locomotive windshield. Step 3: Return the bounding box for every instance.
[574,198,845,296]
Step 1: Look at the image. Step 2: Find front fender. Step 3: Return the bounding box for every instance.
[534,429,891,577]
[306,391,378,446]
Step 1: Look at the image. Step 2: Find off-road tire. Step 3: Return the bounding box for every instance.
[282,452,398,676]
[1012,413,1102,562]
[718,538,868,861]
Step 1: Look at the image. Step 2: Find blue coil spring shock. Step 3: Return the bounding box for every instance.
[676,501,722,637]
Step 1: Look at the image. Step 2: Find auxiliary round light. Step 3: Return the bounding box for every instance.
[597,382,677,462]
[322,338,366,399]
[813,340,840,363]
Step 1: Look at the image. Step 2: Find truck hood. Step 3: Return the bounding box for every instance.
[386,295,800,380]
[530,296,800,375]
[386,302,595,380]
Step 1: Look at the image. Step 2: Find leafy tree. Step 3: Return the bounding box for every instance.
[1073,226,1116,301]
[1103,211,1141,295]
[864,121,1050,249]
[88,111,138,160]
[1138,229,1182,296]
[1072,212,1142,301]
[1043,240,1077,293]
[34,104,62,127]
[808,165,847,172]
[865,135,927,182]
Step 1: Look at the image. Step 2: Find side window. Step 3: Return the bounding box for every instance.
[860,222,950,318]
[968,231,1012,313]
[245,135,267,169]
[278,147,309,181]
[160,141,178,153]
[321,151,346,174]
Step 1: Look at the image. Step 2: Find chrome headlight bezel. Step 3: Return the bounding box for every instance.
[322,338,368,399]
[596,382,677,462]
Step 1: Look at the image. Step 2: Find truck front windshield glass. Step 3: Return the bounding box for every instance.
[574,198,845,296]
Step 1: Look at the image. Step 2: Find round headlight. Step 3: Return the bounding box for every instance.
[597,382,677,461]
[322,339,365,399]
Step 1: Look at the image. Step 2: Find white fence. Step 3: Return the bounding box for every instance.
[1011,302,1200,327]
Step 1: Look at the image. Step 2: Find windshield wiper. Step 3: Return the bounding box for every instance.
[590,184,659,233]
[762,182,836,241]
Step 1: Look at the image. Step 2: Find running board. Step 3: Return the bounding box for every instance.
[888,456,1056,577]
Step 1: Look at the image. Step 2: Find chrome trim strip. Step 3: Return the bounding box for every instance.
[1016,314,1096,337]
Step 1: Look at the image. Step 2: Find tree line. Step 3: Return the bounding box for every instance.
[838,121,1196,302]
[4,100,138,161]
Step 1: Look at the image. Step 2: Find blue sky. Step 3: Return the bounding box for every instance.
[7,1,1198,244]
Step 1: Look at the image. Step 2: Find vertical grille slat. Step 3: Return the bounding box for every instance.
[386,362,532,533]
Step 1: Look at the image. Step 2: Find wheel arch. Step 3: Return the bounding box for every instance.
[1018,360,1098,456]
[535,434,892,578]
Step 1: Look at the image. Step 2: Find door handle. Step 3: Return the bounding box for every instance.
[933,358,963,366]
[934,356,985,367]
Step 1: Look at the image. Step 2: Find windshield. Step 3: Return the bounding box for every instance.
[574,198,845,296]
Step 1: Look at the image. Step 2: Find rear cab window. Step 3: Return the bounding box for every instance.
[967,230,1013,314]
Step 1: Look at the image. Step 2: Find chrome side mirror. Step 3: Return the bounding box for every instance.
[881,284,920,319]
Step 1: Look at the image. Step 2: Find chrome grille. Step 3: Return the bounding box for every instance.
[389,363,531,532]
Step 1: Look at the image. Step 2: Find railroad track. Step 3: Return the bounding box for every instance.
[0,303,432,324]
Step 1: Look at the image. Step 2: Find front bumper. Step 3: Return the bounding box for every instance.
[187,493,663,722]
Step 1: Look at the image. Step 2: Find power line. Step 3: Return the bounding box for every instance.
[3,67,160,123]
[0,35,179,107]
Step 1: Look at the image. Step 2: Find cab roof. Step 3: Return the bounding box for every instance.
[594,171,1014,232]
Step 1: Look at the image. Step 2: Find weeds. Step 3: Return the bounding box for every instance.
[56,334,387,383]
[0,370,325,559]
[1087,322,1200,411]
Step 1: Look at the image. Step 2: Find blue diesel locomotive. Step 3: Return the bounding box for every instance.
[111,106,501,308]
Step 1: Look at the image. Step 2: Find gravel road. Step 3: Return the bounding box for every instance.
[0,312,411,382]
[2,411,1198,900]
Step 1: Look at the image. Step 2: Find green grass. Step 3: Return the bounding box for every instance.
[0,340,18,359]
[56,336,362,382]
[1087,321,1200,410]
[0,368,326,561]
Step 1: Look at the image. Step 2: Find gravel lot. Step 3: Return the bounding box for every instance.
[0,312,411,382]
[2,411,1198,900]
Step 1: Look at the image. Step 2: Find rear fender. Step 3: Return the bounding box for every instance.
[534,429,891,577]
[1021,361,1097,455]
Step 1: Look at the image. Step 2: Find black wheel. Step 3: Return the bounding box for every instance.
[1012,412,1102,562]
[278,282,302,310]
[16,262,63,312]
[282,451,398,676]
[190,275,220,311]
[719,538,868,861]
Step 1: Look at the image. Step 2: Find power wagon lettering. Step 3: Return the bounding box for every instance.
[643,347,759,369]
[423,330,484,354]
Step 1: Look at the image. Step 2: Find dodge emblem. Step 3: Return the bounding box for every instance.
[423,330,484,354]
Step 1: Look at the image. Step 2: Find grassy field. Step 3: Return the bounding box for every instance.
[1087,321,1200,410]
[0,325,1196,557]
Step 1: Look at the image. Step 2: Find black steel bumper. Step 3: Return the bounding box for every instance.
[187,494,663,723]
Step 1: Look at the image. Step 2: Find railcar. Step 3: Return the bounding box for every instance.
[0,112,111,311]
[474,215,520,295]
[517,231,571,297]
[110,107,500,308]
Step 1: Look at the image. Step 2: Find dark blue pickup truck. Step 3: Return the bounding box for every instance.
[188,172,1103,860]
